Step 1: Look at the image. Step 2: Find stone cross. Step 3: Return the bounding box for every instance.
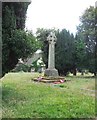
[44,32,59,77]
[47,32,57,69]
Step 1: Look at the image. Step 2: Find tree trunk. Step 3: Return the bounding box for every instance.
[73,68,77,76]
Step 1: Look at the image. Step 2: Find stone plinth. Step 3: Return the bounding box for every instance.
[44,68,58,77]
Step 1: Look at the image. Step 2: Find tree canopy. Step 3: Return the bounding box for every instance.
[2,2,38,76]
[77,6,97,75]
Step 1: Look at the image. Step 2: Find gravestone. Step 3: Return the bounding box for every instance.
[44,32,59,77]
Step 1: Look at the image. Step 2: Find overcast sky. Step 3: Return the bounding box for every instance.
[25,0,96,35]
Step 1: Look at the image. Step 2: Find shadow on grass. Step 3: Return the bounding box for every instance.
[2,85,26,104]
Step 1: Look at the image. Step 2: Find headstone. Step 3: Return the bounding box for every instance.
[44,32,59,77]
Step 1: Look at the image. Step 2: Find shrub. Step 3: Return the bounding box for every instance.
[11,63,31,72]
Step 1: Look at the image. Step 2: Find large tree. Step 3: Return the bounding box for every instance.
[74,33,86,73]
[77,6,97,75]
[55,29,76,75]
[2,2,37,76]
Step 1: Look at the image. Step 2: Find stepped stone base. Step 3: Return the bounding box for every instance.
[33,79,60,83]
[44,68,59,77]
[33,76,66,83]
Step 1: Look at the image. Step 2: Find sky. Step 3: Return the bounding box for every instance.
[25,0,96,35]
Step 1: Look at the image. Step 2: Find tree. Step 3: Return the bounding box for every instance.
[77,6,97,75]
[95,5,97,76]
[77,6,95,52]
[2,2,39,76]
[55,29,75,75]
[2,29,38,75]
[74,33,86,71]
[2,2,30,29]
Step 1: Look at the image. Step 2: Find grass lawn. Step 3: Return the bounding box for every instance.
[1,72,95,118]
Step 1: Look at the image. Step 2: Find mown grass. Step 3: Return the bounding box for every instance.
[1,72,95,118]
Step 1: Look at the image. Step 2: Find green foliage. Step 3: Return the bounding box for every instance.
[26,30,42,52]
[32,58,44,72]
[2,2,42,76]
[77,6,96,75]
[32,60,38,72]
[2,73,95,118]
[11,63,31,72]
[77,6,95,53]
[2,28,37,75]
[2,5,17,75]
[55,29,75,75]
[74,33,86,70]
[2,2,30,29]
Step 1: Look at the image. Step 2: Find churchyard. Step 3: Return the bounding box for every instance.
[2,3,96,119]
[1,72,95,118]
[1,24,96,119]
[1,31,96,119]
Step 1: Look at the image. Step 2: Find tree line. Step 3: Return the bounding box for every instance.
[36,6,96,76]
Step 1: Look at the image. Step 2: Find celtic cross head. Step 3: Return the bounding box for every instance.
[47,32,57,44]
